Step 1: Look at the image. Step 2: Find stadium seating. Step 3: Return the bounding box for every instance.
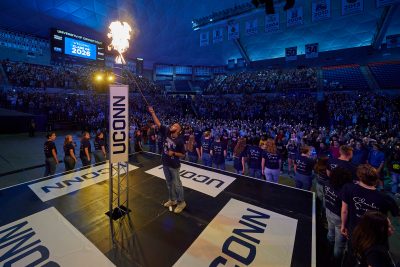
[368,61,400,89]
[322,64,369,91]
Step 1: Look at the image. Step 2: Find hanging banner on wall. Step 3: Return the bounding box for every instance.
[376,0,399,7]
[305,43,319,58]
[228,23,240,40]
[386,34,400,48]
[285,46,297,61]
[342,0,363,15]
[287,7,304,27]
[213,28,224,43]
[246,19,258,35]
[265,14,280,33]
[200,32,209,47]
[312,0,331,22]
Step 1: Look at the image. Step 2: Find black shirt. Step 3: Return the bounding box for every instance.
[160,125,185,169]
[94,138,105,151]
[44,141,56,158]
[324,182,346,216]
[358,244,396,267]
[244,145,263,170]
[64,143,74,157]
[80,139,91,158]
[327,158,357,179]
[263,152,280,170]
[211,141,225,164]
[341,183,399,234]
[201,138,213,154]
[295,155,315,176]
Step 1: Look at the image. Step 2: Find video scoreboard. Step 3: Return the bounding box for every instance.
[50,28,105,63]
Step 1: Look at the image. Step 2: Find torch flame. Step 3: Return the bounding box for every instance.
[107,21,132,64]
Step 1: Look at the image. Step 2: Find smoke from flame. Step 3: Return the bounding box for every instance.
[107,21,132,64]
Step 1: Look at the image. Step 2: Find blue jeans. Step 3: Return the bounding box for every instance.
[44,157,57,176]
[188,154,198,163]
[202,153,212,167]
[316,182,325,209]
[64,156,75,171]
[391,172,400,194]
[149,143,156,153]
[326,208,346,260]
[163,166,184,202]
[295,173,313,190]
[93,150,106,163]
[214,162,225,170]
[249,168,262,179]
[264,168,280,183]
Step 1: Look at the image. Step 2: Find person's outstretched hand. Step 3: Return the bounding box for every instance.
[148,106,154,114]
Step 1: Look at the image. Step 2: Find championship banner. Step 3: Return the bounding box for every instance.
[287,7,304,27]
[265,14,280,33]
[305,43,319,58]
[342,0,363,15]
[109,85,129,163]
[245,19,258,35]
[213,28,224,43]
[285,46,297,61]
[228,23,240,40]
[200,32,209,47]
[174,198,298,267]
[377,0,399,7]
[0,207,115,267]
[387,34,400,48]
[312,0,331,22]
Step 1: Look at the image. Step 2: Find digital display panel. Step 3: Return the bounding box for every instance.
[64,37,97,60]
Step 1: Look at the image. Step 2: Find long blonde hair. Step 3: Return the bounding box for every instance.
[233,138,247,157]
[265,138,277,154]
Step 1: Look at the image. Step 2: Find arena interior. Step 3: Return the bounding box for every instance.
[0,0,400,267]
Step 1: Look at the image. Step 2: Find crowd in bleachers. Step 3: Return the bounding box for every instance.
[204,67,317,94]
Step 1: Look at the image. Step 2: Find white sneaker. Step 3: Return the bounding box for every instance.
[174,201,186,213]
[163,200,177,207]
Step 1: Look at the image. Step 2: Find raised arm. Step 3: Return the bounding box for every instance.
[148,106,161,128]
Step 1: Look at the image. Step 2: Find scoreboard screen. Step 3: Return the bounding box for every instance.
[51,28,105,62]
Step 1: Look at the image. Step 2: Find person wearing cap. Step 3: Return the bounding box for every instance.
[148,106,186,213]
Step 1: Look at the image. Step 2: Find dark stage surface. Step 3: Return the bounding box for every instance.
[0,152,315,267]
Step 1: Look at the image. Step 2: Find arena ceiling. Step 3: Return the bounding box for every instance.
[0,0,398,66]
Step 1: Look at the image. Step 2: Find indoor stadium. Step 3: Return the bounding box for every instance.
[0,0,399,266]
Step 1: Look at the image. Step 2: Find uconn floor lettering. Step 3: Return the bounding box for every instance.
[0,220,59,266]
[210,208,270,266]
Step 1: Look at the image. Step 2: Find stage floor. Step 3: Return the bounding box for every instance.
[0,152,315,267]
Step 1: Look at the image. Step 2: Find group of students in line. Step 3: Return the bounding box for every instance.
[43,131,107,176]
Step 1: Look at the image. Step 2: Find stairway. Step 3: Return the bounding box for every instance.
[360,65,380,91]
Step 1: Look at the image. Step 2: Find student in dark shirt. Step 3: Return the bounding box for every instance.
[186,134,200,163]
[327,145,356,180]
[294,146,315,190]
[44,132,58,176]
[387,144,400,196]
[261,138,281,183]
[211,134,227,170]
[286,139,298,176]
[243,137,263,179]
[233,137,246,174]
[324,167,352,262]
[79,131,92,167]
[93,131,106,163]
[148,124,157,153]
[63,135,77,171]
[352,141,368,167]
[352,211,397,267]
[275,138,286,172]
[148,106,186,213]
[201,131,213,167]
[134,130,143,152]
[315,156,329,209]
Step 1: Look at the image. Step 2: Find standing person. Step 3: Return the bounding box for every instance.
[148,106,186,213]
[242,137,263,179]
[200,131,213,167]
[233,137,246,174]
[44,132,58,176]
[134,130,143,152]
[276,137,287,173]
[79,131,92,167]
[186,134,200,163]
[314,156,329,209]
[287,139,298,176]
[387,143,400,197]
[327,145,356,180]
[148,124,157,153]
[93,131,106,163]
[210,134,227,170]
[352,140,368,167]
[324,167,352,263]
[63,135,77,171]
[367,143,385,188]
[351,211,397,267]
[294,146,315,190]
[261,138,281,183]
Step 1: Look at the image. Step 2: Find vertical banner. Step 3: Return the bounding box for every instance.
[213,28,224,43]
[312,0,331,22]
[377,0,399,7]
[386,34,400,48]
[109,85,129,163]
[265,13,280,33]
[228,23,240,40]
[285,47,297,61]
[200,32,209,47]
[245,19,258,35]
[287,7,304,27]
[342,0,363,15]
[305,43,319,58]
